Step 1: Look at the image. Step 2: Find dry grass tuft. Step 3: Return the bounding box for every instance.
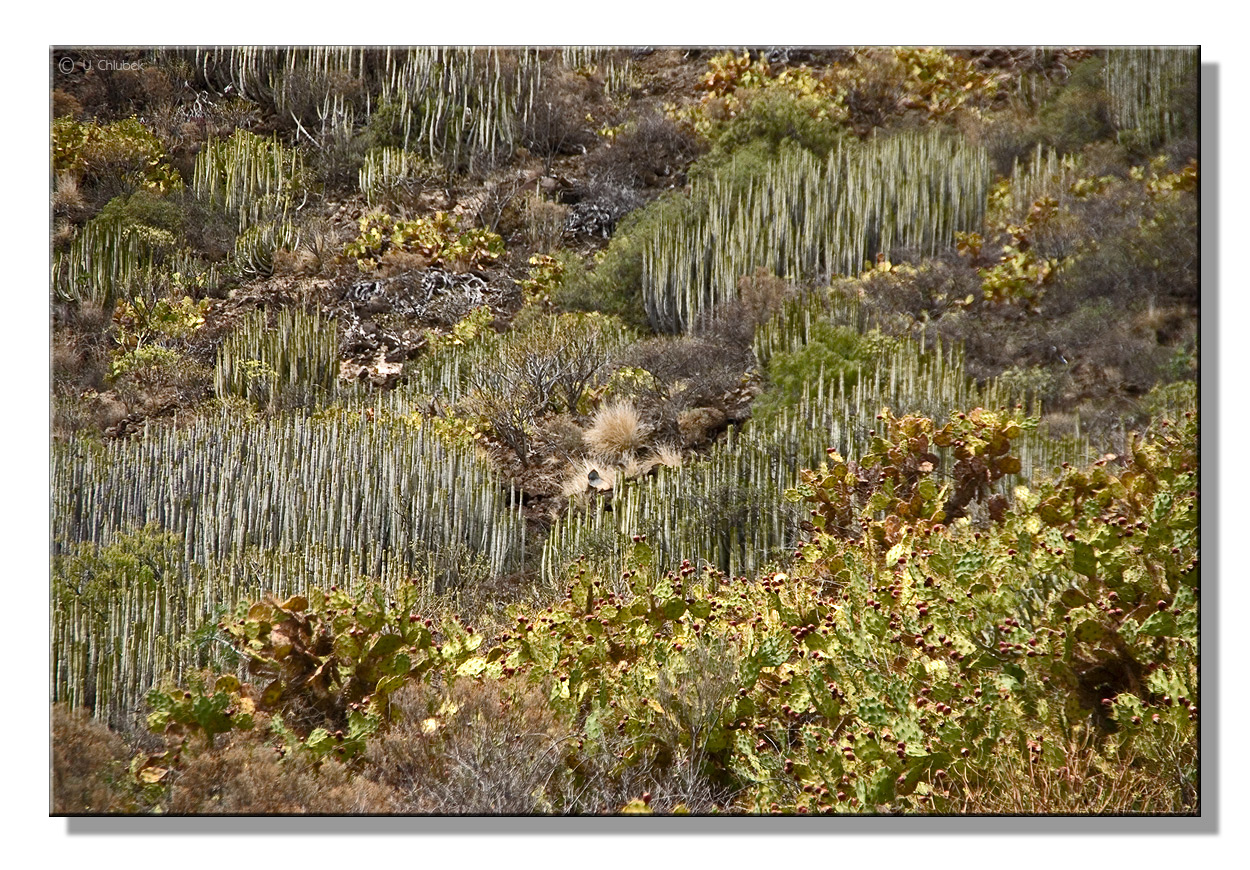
[585,400,649,459]
[367,679,575,813]
[562,458,617,498]
[652,443,685,469]
[52,172,85,216]
[522,191,570,252]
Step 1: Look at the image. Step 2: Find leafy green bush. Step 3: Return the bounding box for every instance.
[52,115,182,200]
[344,211,504,272]
[95,189,185,236]
[752,322,879,427]
[143,582,492,762]
[702,88,845,165]
[554,193,692,331]
[1036,57,1115,154]
[685,48,1004,151]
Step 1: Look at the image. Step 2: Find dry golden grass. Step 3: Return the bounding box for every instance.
[522,191,570,251]
[167,733,401,814]
[52,172,85,215]
[562,458,617,498]
[585,400,649,459]
[941,732,1198,815]
[652,443,684,468]
[51,704,137,814]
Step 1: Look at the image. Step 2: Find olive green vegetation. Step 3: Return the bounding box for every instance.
[50,46,1197,814]
[72,404,1196,813]
[562,131,989,333]
[214,307,339,411]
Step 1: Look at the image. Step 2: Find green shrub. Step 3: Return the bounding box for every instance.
[703,87,845,165]
[1036,57,1115,154]
[52,115,182,198]
[554,193,693,331]
[95,189,185,236]
[752,322,878,426]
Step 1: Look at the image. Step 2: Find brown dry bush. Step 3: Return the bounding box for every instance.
[520,191,570,252]
[521,69,602,167]
[365,679,576,813]
[366,678,730,814]
[621,330,751,429]
[583,111,704,191]
[52,88,83,119]
[695,268,797,348]
[52,308,110,392]
[51,704,139,814]
[109,353,214,423]
[944,732,1197,815]
[166,732,401,814]
[541,413,589,462]
[52,173,89,225]
[838,256,980,331]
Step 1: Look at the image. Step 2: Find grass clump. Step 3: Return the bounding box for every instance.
[585,399,649,460]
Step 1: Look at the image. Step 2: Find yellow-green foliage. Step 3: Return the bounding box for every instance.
[344,211,504,272]
[52,116,182,193]
[957,146,1198,307]
[683,47,1005,148]
[112,294,208,351]
[516,253,568,305]
[128,403,1197,813]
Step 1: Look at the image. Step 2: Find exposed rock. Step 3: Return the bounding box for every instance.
[678,406,729,448]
